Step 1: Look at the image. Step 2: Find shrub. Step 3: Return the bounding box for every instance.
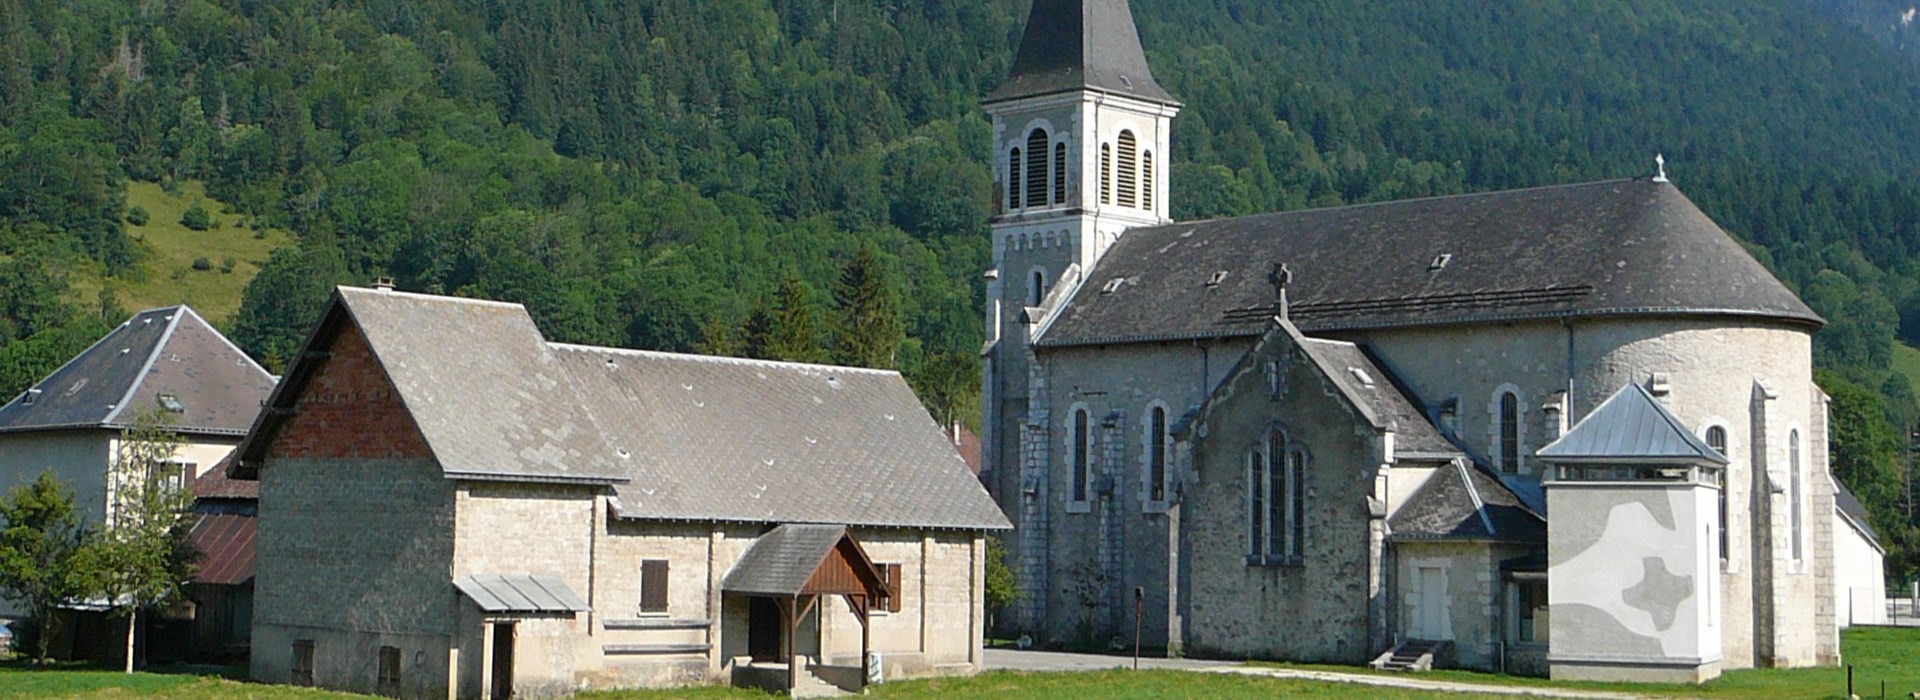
[219,257,236,273]
[179,203,212,231]
[191,257,212,271]
[125,205,149,226]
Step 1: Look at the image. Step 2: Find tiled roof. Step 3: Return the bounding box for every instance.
[722,524,853,597]
[191,456,257,500]
[984,0,1175,104]
[1295,336,1459,458]
[1040,179,1820,347]
[0,306,274,436]
[1538,383,1727,463]
[455,574,588,614]
[187,512,255,586]
[1389,460,1545,543]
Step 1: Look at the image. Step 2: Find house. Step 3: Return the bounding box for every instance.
[1833,482,1886,627]
[230,286,1007,699]
[978,0,1879,682]
[0,305,275,628]
[183,457,258,662]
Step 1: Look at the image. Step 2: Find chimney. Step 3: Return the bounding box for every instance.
[1266,262,1292,320]
[372,276,396,291]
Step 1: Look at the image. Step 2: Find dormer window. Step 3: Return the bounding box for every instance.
[1101,278,1126,294]
[1207,271,1229,287]
[158,393,185,413]
[22,388,40,405]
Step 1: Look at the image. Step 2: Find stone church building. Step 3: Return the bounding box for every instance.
[979,0,1880,681]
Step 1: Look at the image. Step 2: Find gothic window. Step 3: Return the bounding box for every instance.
[1053,142,1067,205]
[1706,426,1728,561]
[1072,408,1091,502]
[1498,390,1520,474]
[1100,144,1113,204]
[1148,405,1168,502]
[1790,429,1802,562]
[1287,448,1306,558]
[1246,450,1265,558]
[1025,129,1049,208]
[1116,130,1139,208]
[1142,150,1154,211]
[1008,148,1022,210]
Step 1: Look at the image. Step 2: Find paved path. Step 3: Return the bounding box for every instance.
[983,649,1651,699]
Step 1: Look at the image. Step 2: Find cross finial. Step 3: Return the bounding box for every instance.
[1653,153,1668,183]
[1267,262,1292,320]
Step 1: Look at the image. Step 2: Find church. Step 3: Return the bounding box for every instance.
[978,0,1882,682]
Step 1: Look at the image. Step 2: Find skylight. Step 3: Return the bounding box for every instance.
[157,394,185,413]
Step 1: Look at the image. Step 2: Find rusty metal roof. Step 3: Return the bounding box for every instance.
[187,512,256,586]
[455,574,588,614]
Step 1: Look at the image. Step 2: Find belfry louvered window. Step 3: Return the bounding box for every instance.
[1116,131,1138,208]
[1100,144,1113,204]
[1026,129,1049,208]
[1142,150,1154,211]
[1008,148,1022,210]
[1054,142,1067,204]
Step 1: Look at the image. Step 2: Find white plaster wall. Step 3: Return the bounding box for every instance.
[1546,483,1719,669]
[1833,515,1886,627]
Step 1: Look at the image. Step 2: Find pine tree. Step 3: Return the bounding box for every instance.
[743,274,823,363]
[831,248,902,369]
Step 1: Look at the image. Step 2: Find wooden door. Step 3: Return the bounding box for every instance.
[1417,567,1446,640]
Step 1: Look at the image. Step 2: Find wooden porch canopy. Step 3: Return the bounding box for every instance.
[722,524,886,691]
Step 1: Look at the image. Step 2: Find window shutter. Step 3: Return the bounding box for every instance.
[887,564,903,613]
[641,559,670,613]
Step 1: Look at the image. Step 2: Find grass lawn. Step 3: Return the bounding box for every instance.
[63,179,294,324]
[1892,342,1920,402]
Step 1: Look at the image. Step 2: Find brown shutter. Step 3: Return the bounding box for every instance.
[641,559,670,613]
[887,563,903,613]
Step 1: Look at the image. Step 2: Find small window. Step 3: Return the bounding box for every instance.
[871,562,903,613]
[1148,405,1168,502]
[1008,148,1022,210]
[291,640,315,687]
[149,459,193,495]
[377,646,401,697]
[1207,270,1229,287]
[1053,142,1067,205]
[21,388,39,405]
[157,393,185,413]
[1142,150,1154,211]
[1100,144,1113,204]
[1509,580,1548,643]
[1072,408,1091,502]
[1101,278,1125,294]
[640,559,670,614]
[1029,270,1047,306]
[1706,426,1728,561]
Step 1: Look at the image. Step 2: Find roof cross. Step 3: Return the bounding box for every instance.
[1267,262,1292,320]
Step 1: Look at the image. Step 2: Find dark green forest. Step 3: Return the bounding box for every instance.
[5,0,1920,583]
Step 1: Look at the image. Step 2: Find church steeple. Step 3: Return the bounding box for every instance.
[986,0,1177,106]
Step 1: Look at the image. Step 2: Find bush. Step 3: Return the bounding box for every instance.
[191,257,212,271]
[179,203,212,231]
[125,205,149,226]
[219,257,236,273]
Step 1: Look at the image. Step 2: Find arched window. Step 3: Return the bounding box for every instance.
[1072,408,1091,503]
[1029,269,1046,306]
[1246,450,1265,557]
[1053,142,1067,205]
[1498,391,1520,474]
[1142,150,1154,211]
[1100,144,1113,205]
[1265,430,1286,559]
[1116,130,1139,208]
[1286,448,1306,558]
[1706,426,1728,561]
[1025,129,1049,208]
[1008,148,1022,210]
[1148,405,1168,501]
[1789,429,1802,562]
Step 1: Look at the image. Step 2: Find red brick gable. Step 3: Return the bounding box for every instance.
[266,320,430,460]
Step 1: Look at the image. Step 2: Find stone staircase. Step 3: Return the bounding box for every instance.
[789,659,851,698]
[1369,639,1447,672]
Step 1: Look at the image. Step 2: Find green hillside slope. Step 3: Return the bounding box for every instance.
[65,181,293,323]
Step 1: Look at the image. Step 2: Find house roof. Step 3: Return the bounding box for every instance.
[1038,179,1821,348]
[1389,459,1545,543]
[553,344,1010,530]
[984,0,1175,105]
[1834,479,1882,550]
[191,456,257,500]
[0,306,275,436]
[186,512,256,586]
[722,524,880,597]
[454,574,589,614]
[1295,336,1460,459]
[1538,383,1728,464]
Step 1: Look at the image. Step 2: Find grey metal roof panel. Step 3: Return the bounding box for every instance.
[985,0,1175,104]
[1833,479,1881,546]
[1296,337,1459,458]
[721,524,846,596]
[553,345,1011,530]
[1040,180,1821,348]
[455,573,588,614]
[1538,383,1728,463]
[336,288,628,484]
[0,306,273,435]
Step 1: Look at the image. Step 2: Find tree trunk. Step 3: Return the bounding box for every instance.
[33,603,51,664]
[123,609,136,673]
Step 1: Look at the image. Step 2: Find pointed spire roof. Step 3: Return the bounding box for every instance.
[1538,383,1727,464]
[985,0,1176,104]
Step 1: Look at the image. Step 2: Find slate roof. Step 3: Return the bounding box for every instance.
[1389,460,1546,543]
[1039,179,1821,347]
[1296,337,1459,458]
[0,306,275,436]
[191,456,257,501]
[186,512,255,586]
[1834,479,1882,550]
[984,0,1175,104]
[454,574,589,614]
[552,344,1010,530]
[1538,383,1728,464]
[722,524,860,596]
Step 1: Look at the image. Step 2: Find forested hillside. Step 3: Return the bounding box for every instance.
[4,0,1920,582]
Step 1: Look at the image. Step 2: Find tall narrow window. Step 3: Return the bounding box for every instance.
[377,646,401,697]
[640,559,670,614]
[1789,429,1802,562]
[1030,270,1046,306]
[1100,144,1113,204]
[1072,409,1090,502]
[1266,431,1286,559]
[1026,129,1049,208]
[1247,451,1266,558]
[1116,131,1139,208]
[1498,391,1520,474]
[1706,426,1728,561]
[1008,148,1022,210]
[1149,406,1168,502]
[871,562,903,613]
[1287,448,1306,558]
[1053,142,1067,204]
[1142,150,1155,211]
[291,640,315,687]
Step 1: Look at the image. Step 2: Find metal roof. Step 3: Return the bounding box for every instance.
[1834,479,1882,549]
[722,524,855,597]
[187,512,256,586]
[1538,383,1728,464]
[455,574,589,614]
[1039,179,1821,348]
[984,0,1176,104]
[0,306,275,436]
